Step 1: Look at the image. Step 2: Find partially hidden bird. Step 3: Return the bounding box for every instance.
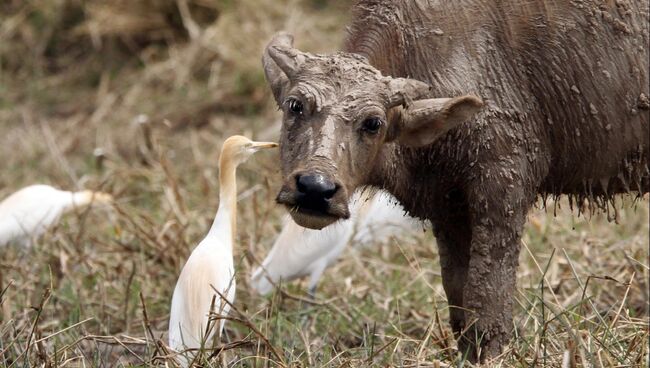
[250,189,424,295]
[0,184,113,246]
[168,136,277,359]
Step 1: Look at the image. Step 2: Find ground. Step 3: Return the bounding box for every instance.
[0,1,648,367]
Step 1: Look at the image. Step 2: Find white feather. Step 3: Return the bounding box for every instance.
[168,207,235,352]
[0,184,112,246]
[250,189,423,295]
[351,190,422,245]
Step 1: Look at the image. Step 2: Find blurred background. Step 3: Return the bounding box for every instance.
[0,0,348,187]
[0,1,647,366]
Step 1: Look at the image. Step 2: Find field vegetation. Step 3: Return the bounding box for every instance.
[0,1,648,366]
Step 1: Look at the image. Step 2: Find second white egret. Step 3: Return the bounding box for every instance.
[250,190,423,295]
[0,184,113,246]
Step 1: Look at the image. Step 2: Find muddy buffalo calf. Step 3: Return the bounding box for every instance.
[262,0,649,362]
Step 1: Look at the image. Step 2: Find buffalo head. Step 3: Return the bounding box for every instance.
[263,32,483,229]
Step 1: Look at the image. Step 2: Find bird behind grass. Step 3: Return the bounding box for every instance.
[250,189,423,295]
[168,136,277,363]
[0,184,113,246]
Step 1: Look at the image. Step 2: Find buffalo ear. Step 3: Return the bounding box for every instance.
[387,95,483,147]
[262,32,306,104]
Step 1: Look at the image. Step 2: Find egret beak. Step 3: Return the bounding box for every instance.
[91,192,114,204]
[251,141,279,150]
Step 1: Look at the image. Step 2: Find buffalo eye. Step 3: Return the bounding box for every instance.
[362,117,382,134]
[286,98,304,115]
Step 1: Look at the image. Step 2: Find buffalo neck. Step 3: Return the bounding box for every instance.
[369,143,442,222]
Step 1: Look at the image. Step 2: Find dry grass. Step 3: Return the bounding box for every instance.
[0,1,648,367]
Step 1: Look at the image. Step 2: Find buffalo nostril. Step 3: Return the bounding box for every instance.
[321,185,337,199]
[296,175,308,194]
[295,174,338,200]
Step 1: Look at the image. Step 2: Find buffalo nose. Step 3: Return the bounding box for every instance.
[296,173,338,200]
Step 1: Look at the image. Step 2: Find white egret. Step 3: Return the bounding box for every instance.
[250,190,423,295]
[0,184,113,246]
[168,136,277,359]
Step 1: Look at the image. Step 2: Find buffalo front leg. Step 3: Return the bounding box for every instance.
[431,207,472,340]
[458,186,532,362]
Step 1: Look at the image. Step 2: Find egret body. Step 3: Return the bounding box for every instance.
[0,184,112,246]
[250,190,422,295]
[168,136,277,356]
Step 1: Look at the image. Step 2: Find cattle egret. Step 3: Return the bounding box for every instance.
[168,136,277,359]
[0,184,113,246]
[250,190,422,295]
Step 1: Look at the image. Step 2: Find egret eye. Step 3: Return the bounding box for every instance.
[287,99,304,115]
[362,117,382,134]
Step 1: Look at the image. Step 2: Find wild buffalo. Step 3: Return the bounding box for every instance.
[262,0,649,361]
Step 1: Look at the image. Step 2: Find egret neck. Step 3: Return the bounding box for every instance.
[208,155,238,247]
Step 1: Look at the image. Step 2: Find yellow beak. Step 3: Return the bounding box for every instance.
[251,141,279,150]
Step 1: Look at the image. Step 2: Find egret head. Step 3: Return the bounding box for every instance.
[73,191,113,207]
[220,135,278,167]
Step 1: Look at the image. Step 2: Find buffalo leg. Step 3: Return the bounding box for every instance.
[431,207,472,341]
[458,184,532,361]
